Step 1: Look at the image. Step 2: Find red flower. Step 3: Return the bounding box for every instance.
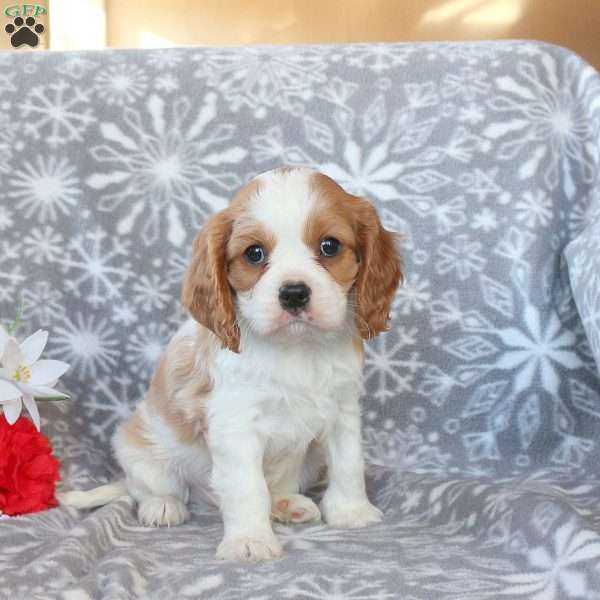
[0,416,60,516]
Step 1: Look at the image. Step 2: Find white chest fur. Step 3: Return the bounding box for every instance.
[206,332,363,454]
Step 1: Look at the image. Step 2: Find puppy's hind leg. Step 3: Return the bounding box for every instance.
[268,446,322,525]
[114,430,190,528]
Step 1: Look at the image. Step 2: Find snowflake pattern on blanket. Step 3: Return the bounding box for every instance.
[1,41,600,599]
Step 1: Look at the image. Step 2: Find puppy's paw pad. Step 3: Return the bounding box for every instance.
[323,501,383,529]
[216,533,282,562]
[271,493,321,524]
[138,495,189,527]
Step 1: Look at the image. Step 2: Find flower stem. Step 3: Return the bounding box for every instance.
[34,396,70,402]
[8,294,24,336]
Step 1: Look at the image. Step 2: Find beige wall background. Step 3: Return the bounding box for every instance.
[2,1,599,71]
[105,0,600,68]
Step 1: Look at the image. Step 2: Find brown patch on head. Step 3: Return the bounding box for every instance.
[309,173,403,340]
[226,218,275,293]
[181,179,262,353]
[304,186,360,291]
[229,178,262,211]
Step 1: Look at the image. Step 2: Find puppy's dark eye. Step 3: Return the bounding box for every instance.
[319,237,341,257]
[244,245,266,265]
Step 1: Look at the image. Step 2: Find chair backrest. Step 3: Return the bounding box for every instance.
[1,41,599,478]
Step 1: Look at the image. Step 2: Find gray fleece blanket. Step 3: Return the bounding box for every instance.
[2,40,600,599]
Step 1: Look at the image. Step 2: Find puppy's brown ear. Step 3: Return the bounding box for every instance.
[353,198,403,340]
[181,210,240,353]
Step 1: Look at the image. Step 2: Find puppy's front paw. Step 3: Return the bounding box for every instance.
[322,498,383,529]
[271,493,321,524]
[216,531,283,562]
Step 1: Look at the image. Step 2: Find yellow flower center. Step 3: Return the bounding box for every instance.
[14,365,32,383]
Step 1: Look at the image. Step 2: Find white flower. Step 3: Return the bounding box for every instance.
[0,325,69,430]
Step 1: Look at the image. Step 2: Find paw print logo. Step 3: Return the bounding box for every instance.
[5,16,44,48]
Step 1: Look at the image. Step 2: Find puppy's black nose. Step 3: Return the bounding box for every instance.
[279,282,311,312]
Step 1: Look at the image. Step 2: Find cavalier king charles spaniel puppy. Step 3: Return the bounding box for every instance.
[60,166,403,561]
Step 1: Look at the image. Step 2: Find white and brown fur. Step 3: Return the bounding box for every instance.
[60,167,403,561]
